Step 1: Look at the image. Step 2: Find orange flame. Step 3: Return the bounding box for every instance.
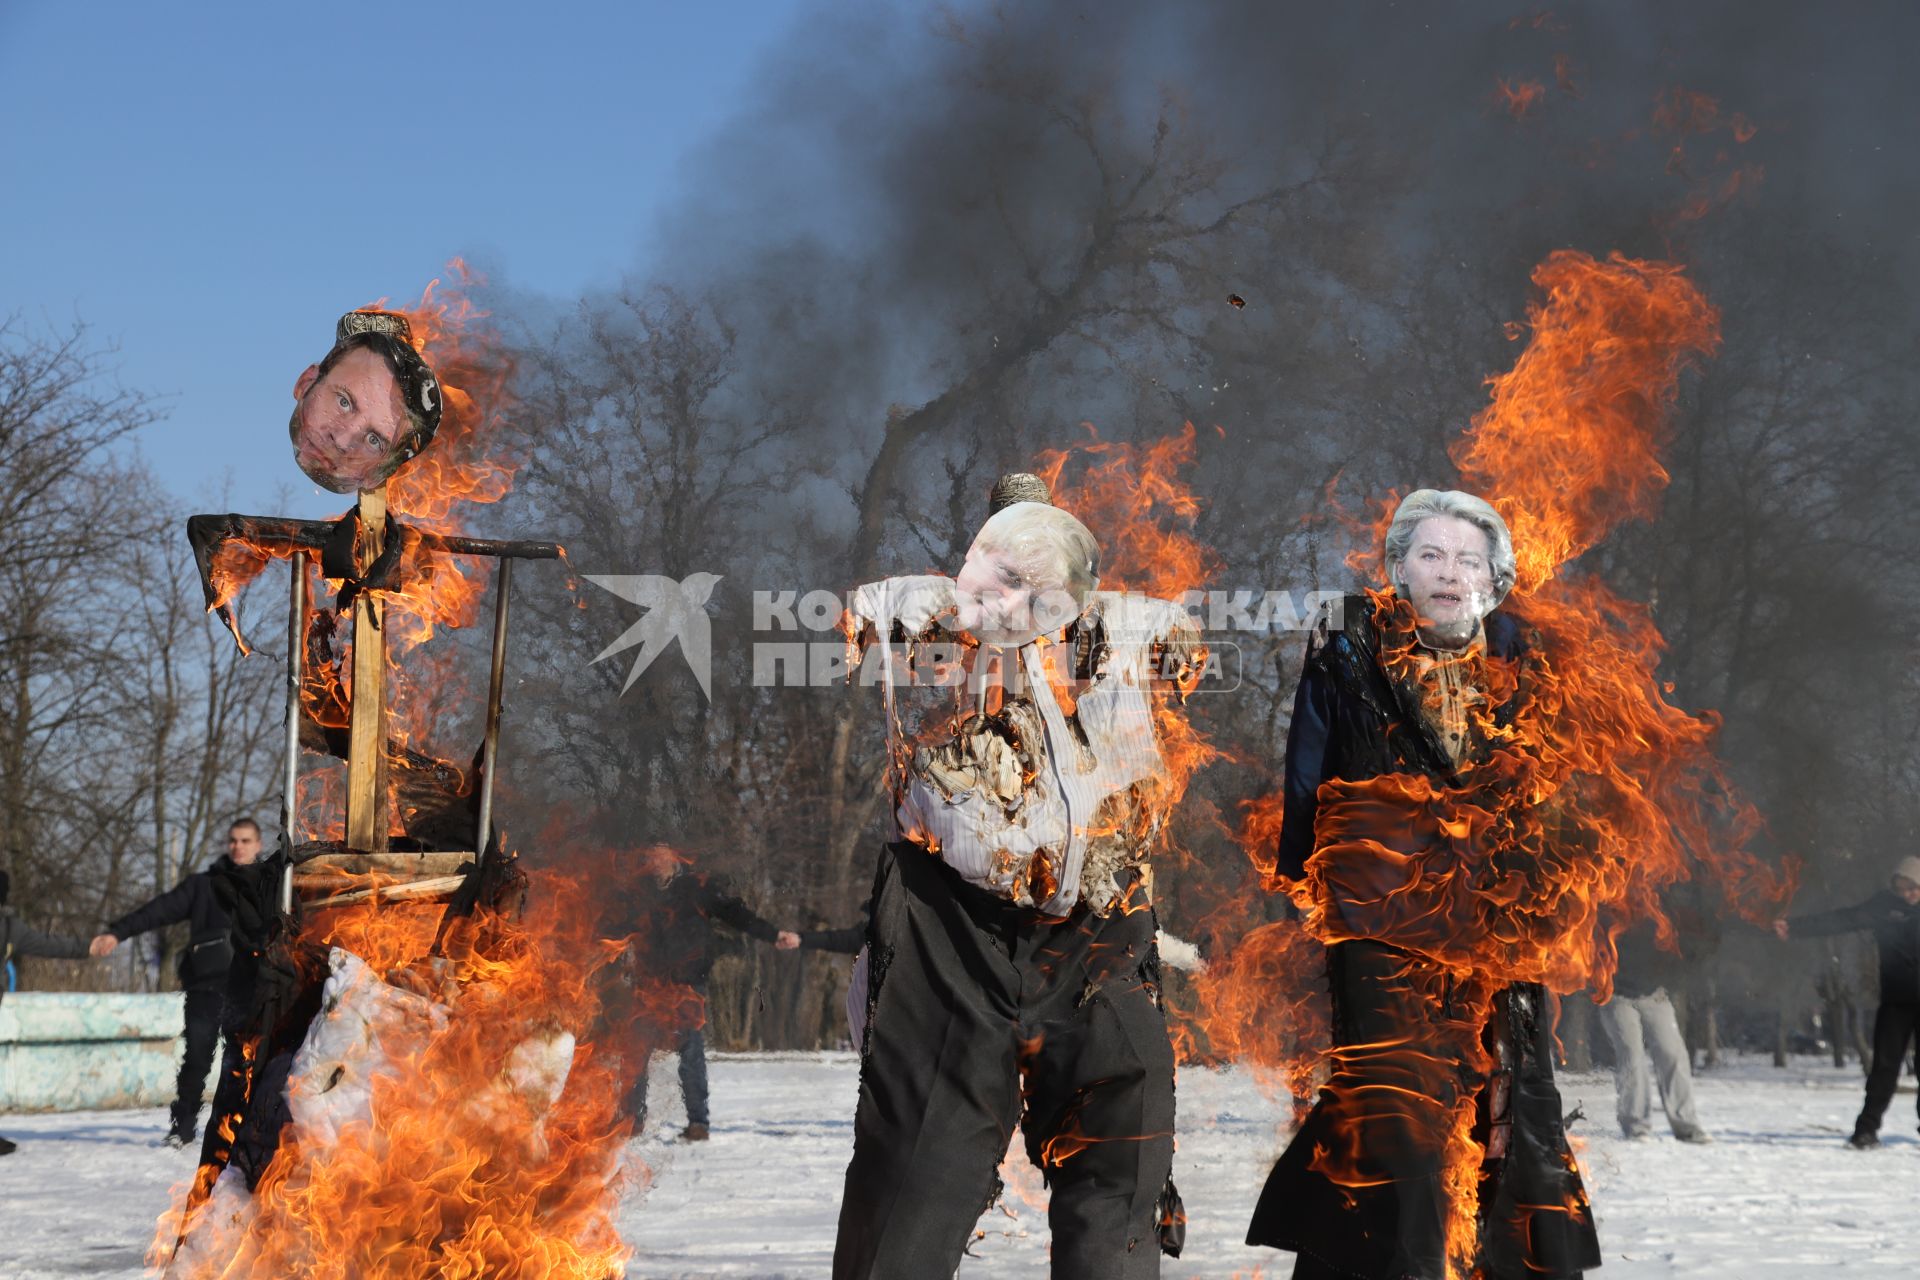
[1649,88,1764,234]
[1245,251,1795,1277]
[1035,421,1226,803]
[151,851,682,1277]
[1494,78,1547,120]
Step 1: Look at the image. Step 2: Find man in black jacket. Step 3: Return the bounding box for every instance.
[616,846,795,1141]
[1774,855,1920,1148]
[1,869,95,1156]
[89,818,262,1147]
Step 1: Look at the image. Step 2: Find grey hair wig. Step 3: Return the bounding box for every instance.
[1383,488,1517,606]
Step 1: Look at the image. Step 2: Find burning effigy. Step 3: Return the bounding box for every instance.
[1238,252,1795,1280]
[149,285,636,1277]
[830,467,1208,1276]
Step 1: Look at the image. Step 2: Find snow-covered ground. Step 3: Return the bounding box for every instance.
[1,1052,1912,1277]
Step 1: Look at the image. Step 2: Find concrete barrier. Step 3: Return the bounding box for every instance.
[0,992,185,1112]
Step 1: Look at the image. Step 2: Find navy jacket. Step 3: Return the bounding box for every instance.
[1275,592,1525,882]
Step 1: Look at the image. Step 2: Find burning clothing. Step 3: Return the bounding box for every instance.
[851,578,1199,916]
[1250,593,1600,1280]
[833,575,1194,1275]
[1407,627,1488,770]
[833,841,1175,1279]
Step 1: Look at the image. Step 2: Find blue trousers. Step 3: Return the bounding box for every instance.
[627,1022,710,1128]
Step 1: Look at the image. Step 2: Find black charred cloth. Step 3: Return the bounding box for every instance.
[832,841,1175,1280]
[1246,940,1600,1280]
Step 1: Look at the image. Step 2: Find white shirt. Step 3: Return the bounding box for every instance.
[853,581,1190,915]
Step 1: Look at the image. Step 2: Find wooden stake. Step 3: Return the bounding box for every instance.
[345,485,390,852]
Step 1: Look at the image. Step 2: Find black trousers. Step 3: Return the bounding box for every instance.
[1855,999,1920,1137]
[1249,942,1598,1280]
[172,986,224,1131]
[833,842,1175,1280]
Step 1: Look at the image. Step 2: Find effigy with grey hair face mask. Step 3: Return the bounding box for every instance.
[829,469,1202,1275]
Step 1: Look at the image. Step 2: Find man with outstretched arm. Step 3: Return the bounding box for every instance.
[91,818,262,1147]
[1774,855,1920,1148]
[0,870,95,1156]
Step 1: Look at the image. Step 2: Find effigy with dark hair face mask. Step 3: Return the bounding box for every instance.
[153,304,641,1277]
[287,312,444,495]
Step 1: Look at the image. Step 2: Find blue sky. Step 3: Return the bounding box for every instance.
[1,0,809,518]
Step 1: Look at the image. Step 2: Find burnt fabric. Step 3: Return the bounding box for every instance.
[1250,595,1600,1280]
[190,835,519,1191]
[833,841,1174,1280]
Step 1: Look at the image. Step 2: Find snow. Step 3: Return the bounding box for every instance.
[1,1052,1913,1277]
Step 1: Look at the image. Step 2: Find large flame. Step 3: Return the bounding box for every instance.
[150,856,659,1277]
[154,269,658,1276]
[1227,251,1794,1277]
[1035,421,1225,802]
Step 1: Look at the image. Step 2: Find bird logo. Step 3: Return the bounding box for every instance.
[585,573,723,701]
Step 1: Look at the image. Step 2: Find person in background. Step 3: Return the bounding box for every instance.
[618,845,791,1142]
[1774,855,1920,1148]
[0,869,95,1156]
[1598,898,1714,1143]
[89,818,261,1148]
